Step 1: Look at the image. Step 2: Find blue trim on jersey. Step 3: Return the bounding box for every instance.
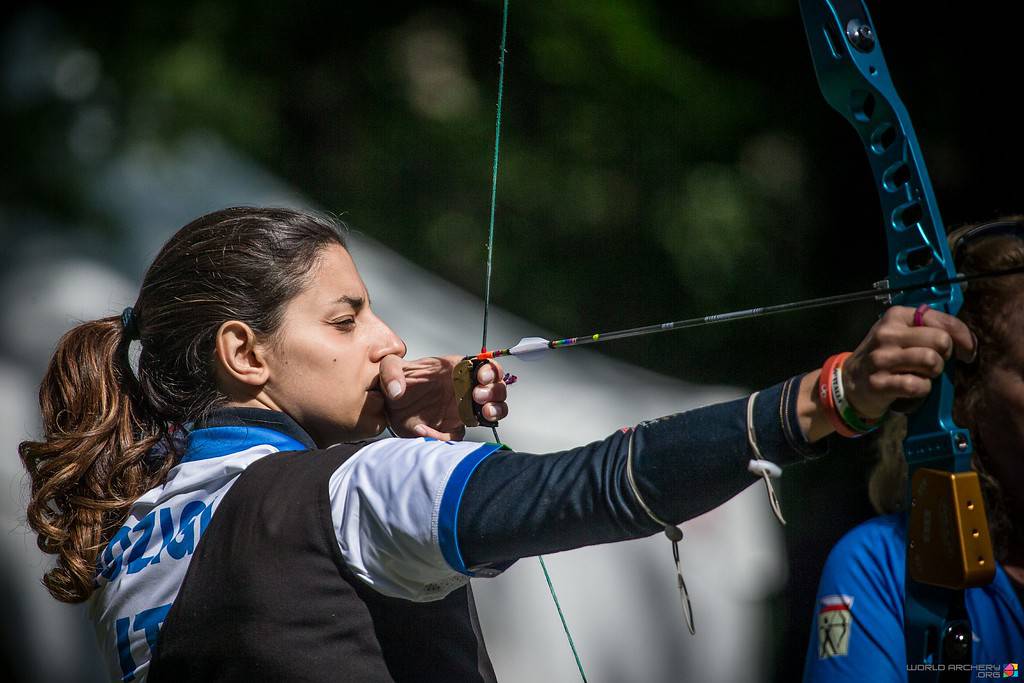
[181,426,308,463]
[437,442,504,576]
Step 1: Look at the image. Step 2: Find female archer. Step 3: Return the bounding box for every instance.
[21,206,975,682]
[803,218,1024,682]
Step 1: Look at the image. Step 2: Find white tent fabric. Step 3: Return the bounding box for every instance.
[0,132,787,682]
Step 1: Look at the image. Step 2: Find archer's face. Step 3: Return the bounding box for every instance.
[968,294,1024,497]
[261,244,406,446]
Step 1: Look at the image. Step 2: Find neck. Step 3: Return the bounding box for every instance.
[200,404,318,450]
[221,396,281,412]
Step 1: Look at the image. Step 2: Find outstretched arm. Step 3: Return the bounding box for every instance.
[457,374,812,572]
[456,305,975,571]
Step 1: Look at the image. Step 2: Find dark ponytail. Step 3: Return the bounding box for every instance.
[19,207,348,602]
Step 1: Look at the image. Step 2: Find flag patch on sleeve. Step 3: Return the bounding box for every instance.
[817,594,854,659]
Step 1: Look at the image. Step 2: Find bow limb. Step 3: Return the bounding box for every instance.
[798,1,994,679]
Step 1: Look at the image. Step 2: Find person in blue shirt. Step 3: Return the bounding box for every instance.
[19,207,975,682]
[804,217,1024,683]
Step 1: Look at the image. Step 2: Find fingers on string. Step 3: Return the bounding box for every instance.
[480,402,508,422]
[473,382,507,405]
[476,359,503,385]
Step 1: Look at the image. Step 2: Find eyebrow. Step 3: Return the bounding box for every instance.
[332,295,366,310]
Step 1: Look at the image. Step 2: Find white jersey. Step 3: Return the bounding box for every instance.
[88,411,502,682]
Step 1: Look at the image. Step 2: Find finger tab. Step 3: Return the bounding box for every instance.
[451,359,497,428]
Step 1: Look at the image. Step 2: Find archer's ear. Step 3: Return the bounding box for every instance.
[214,320,269,388]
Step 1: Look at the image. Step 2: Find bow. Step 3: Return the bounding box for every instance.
[457,2,998,679]
[797,0,994,679]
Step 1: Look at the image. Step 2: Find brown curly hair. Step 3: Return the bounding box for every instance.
[19,207,348,602]
[868,215,1024,562]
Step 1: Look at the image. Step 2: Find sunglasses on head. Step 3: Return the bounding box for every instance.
[951,219,1024,262]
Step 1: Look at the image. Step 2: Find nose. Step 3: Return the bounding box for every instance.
[368,314,406,361]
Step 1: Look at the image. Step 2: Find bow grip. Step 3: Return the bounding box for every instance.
[452,358,498,428]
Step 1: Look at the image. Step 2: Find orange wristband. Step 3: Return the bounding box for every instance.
[819,352,858,438]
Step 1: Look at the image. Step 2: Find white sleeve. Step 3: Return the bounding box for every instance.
[328,437,503,602]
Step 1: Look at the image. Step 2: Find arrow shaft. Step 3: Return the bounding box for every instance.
[469,265,1024,362]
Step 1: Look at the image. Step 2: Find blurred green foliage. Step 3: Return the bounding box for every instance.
[0,1,1020,387]
[0,1,819,388]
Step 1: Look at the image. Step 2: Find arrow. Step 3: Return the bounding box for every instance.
[467,265,1024,362]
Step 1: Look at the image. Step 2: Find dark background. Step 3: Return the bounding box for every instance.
[2,2,1020,681]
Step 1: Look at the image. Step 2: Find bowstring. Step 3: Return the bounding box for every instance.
[481,0,508,356]
[481,2,587,680]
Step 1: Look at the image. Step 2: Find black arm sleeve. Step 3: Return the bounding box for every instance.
[456,374,824,572]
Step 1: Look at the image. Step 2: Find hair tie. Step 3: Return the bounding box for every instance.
[120,307,141,341]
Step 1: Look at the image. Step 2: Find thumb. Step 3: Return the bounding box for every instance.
[379,355,407,399]
[413,423,465,441]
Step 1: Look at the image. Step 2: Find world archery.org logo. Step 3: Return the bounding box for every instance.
[1005,663,1019,678]
[817,594,854,659]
